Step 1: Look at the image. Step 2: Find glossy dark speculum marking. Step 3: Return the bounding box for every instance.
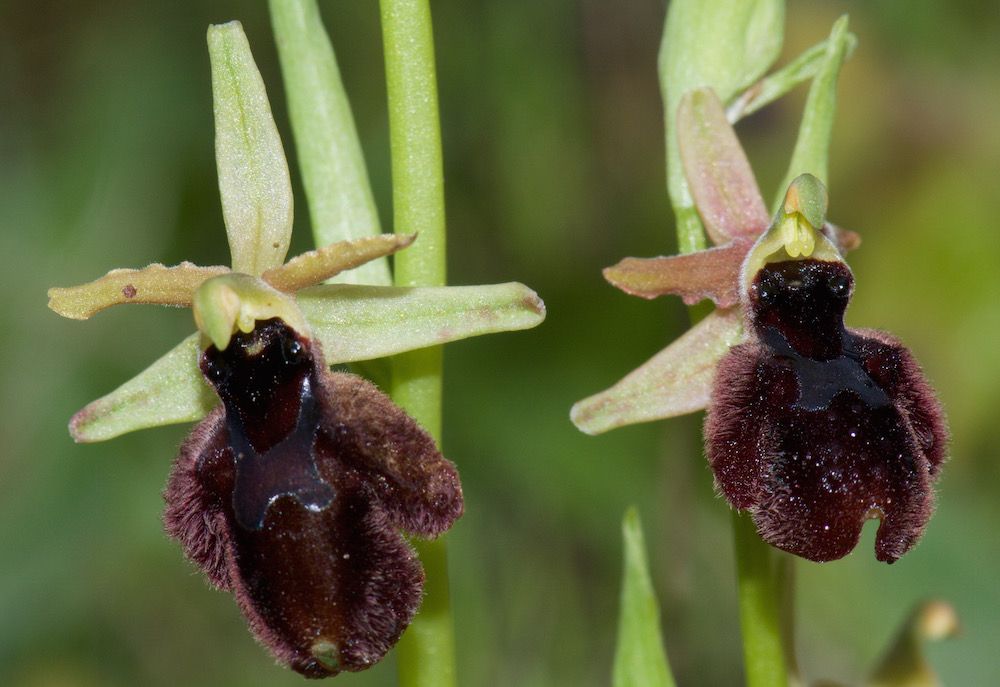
[201,321,334,530]
[706,259,947,563]
[164,318,464,677]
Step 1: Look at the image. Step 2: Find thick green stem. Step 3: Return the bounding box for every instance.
[379,1,454,685]
[732,512,790,687]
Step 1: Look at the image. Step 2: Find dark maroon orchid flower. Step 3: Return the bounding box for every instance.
[164,278,462,677]
[706,256,947,563]
[573,86,947,563]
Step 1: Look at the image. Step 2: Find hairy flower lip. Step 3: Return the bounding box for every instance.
[579,96,946,562]
[165,317,463,676]
[706,259,947,563]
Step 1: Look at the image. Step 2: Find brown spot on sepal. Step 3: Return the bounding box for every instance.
[122,284,137,298]
[164,319,463,676]
[705,260,947,563]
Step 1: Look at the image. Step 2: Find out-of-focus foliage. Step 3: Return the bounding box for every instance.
[2,1,998,685]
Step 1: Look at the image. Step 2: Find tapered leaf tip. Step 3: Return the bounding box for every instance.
[613,506,675,687]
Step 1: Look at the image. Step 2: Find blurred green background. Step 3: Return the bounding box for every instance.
[3,1,999,685]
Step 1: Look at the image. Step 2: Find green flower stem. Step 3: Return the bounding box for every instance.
[732,512,790,687]
[379,1,454,685]
[775,553,800,684]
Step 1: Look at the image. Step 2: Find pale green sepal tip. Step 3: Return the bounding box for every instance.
[69,334,216,443]
[193,273,310,350]
[570,309,742,435]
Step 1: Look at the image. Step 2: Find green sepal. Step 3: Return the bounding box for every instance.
[69,282,545,441]
[772,15,852,209]
[298,282,546,363]
[69,334,216,443]
[208,21,294,275]
[570,308,743,435]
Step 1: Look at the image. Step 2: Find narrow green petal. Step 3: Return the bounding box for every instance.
[269,0,391,286]
[613,508,676,687]
[772,16,851,209]
[570,308,742,435]
[209,21,293,275]
[727,30,858,123]
[297,283,545,363]
[47,262,230,320]
[677,88,769,245]
[659,0,784,252]
[69,334,216,442]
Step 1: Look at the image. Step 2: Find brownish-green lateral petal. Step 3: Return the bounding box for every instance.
[48,263,230,320]
[571,308,743,435]
[603,239,751,307]
[678,88,770,245]
[263,234,415,293]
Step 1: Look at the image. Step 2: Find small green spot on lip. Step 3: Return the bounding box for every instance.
[311,640,340,671]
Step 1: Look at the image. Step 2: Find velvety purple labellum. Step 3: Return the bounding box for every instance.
[164,318,463,677]
[706,260,947,563]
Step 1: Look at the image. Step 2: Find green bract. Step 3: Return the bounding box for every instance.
[209,23,294,276]
[49,20,544,443]
[612,508,675,687]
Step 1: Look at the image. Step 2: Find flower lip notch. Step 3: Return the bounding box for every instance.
[706,177,948,563]
[167,275,464,676]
